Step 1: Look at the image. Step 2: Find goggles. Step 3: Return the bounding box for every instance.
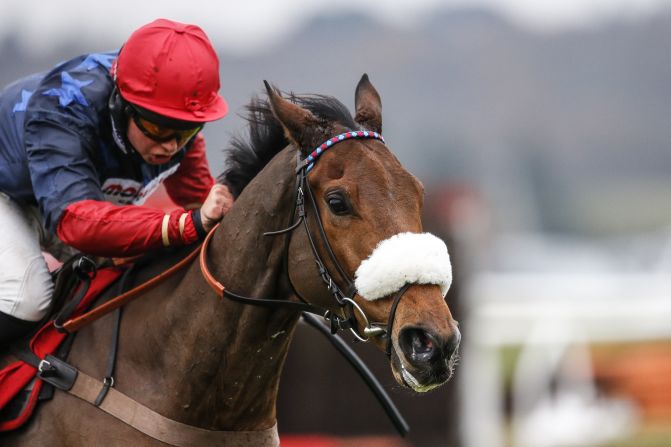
[131,112,203,147]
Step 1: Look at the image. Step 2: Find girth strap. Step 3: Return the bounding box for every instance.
[68,370,280,447]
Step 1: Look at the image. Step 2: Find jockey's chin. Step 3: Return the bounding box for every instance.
[145,153,173,165]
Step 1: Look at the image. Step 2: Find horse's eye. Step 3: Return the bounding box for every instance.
[327,194,350,215]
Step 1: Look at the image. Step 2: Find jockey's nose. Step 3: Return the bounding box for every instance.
[398,326,460,366]
[160,138,179,154]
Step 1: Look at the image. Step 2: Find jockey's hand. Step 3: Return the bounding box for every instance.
[200,184,234,232]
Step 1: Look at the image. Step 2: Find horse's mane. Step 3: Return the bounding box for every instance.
[219,91,359,198]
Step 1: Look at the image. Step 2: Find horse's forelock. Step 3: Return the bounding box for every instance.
[220,92,360,198]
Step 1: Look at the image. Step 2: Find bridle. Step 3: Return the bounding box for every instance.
[200,130,412,356]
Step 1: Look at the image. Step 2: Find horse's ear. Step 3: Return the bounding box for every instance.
[264,80,321,154]
[354,74,382,133]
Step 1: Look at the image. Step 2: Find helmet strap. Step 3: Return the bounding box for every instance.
[108,87,143,162]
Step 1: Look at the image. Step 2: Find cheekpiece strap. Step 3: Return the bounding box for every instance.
[297,131,385,173]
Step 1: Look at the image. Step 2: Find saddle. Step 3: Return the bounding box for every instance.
[0,256,124,431]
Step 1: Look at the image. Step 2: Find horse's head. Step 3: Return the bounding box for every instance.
[266,75,460,392]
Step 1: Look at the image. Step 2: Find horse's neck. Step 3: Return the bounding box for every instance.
[110,147,299,430]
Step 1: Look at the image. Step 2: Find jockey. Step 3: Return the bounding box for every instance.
[0,19,233,343]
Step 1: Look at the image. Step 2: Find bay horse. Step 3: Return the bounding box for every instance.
[1,75,460,446]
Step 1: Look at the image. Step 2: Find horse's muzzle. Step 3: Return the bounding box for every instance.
[395,325,461,392]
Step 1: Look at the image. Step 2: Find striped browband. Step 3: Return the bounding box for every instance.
[299,130,385,173]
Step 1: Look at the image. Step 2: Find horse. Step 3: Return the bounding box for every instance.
[1,75,461,446]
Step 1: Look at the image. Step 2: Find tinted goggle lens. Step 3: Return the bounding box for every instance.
[134,114,202,145]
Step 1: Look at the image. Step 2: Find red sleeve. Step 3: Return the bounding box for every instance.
[57,200,203,257]
[163,134,215,208]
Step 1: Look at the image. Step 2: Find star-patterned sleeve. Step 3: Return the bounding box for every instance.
[23,59,112,234]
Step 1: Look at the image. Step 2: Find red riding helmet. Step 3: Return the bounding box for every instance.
[113,18,228,122]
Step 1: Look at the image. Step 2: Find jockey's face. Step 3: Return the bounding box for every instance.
[126,118,183,165]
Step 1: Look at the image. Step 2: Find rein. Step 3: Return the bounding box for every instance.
[62,245,201,333]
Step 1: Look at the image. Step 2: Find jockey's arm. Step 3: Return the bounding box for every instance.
[56,200,207,257]
[56,182,233,258]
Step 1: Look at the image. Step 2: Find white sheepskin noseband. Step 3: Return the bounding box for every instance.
[354,232,452,301]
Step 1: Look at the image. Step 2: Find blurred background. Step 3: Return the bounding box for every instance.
[3,0,671,445]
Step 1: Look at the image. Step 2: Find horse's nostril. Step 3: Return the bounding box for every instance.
[399,328,439,364]
[412,331,433,355]
[399,326,461,366]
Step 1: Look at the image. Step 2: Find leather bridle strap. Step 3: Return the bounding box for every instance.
[199,222,353,332]
[385,283,412,358]
[301,175,356,300]
[67,369,279,447]
[198,223,224,296]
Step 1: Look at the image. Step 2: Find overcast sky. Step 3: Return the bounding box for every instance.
[1,0,670,54]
